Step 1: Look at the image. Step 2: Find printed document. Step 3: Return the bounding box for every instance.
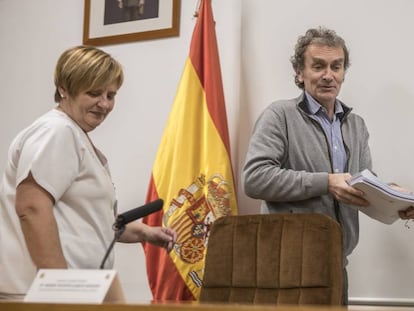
[347,169,414,224]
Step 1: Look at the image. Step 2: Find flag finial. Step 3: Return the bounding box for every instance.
[193,0,201,17]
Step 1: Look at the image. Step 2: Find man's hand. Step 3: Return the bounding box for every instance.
[328,173,369,206]
[399,207,414,219]
[388,184,414,220]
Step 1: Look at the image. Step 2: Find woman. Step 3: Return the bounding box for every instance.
[0,45,176,300]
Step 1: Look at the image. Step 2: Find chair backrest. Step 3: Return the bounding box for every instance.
[199,213,343,305]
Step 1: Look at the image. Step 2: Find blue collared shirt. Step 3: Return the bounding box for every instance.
[304,92,347,173]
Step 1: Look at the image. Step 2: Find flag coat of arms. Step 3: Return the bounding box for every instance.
[142,0,238,301]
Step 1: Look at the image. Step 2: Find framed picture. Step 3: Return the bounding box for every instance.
[83,0,180,46]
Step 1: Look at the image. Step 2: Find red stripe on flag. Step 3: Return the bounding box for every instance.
[143,175,195,301]
[189,0,231,154]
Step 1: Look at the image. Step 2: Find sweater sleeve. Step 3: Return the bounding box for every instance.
[242,102,329,202]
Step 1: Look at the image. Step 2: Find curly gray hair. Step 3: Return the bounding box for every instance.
[290,27,350,89]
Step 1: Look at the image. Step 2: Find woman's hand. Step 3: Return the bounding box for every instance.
[143,226,177,252]
[121,221,177,252]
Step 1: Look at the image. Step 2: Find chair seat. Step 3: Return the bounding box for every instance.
[199,213,343,305]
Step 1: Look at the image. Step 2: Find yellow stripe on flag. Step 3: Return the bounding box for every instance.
[154,59,234,198]
[153,59,236,297]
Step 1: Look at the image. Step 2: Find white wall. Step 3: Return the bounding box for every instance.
[239,0,414,305]
[0,0,241,302]
[1,0,414,305]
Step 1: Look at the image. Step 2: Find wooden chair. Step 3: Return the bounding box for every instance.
[199,213,343,305]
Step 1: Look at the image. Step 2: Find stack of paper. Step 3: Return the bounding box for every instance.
[347,169,414,224]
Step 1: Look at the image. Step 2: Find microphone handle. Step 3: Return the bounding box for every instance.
[100,227,125,269]
[101,199,163,268]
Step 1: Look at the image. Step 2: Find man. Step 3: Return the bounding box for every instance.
[242,26,414,304]
[118,0,145,21]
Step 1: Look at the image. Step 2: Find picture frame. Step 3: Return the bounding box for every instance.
[83,0,180,46]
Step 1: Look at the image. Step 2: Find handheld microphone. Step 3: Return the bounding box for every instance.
[114,198,164,229]
[100,199,164,269]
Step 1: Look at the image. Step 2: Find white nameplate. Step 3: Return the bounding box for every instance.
[24,269,125,304]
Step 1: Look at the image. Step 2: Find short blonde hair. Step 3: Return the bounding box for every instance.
[54,45,124,102]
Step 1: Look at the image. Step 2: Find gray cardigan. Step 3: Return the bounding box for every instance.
[242,93,372,259]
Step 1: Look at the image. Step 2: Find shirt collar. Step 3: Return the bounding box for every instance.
[304,91,344,119]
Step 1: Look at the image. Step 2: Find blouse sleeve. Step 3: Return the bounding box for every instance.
[15,123,84,202]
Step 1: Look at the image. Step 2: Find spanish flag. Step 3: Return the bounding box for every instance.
[142,0,238,301]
